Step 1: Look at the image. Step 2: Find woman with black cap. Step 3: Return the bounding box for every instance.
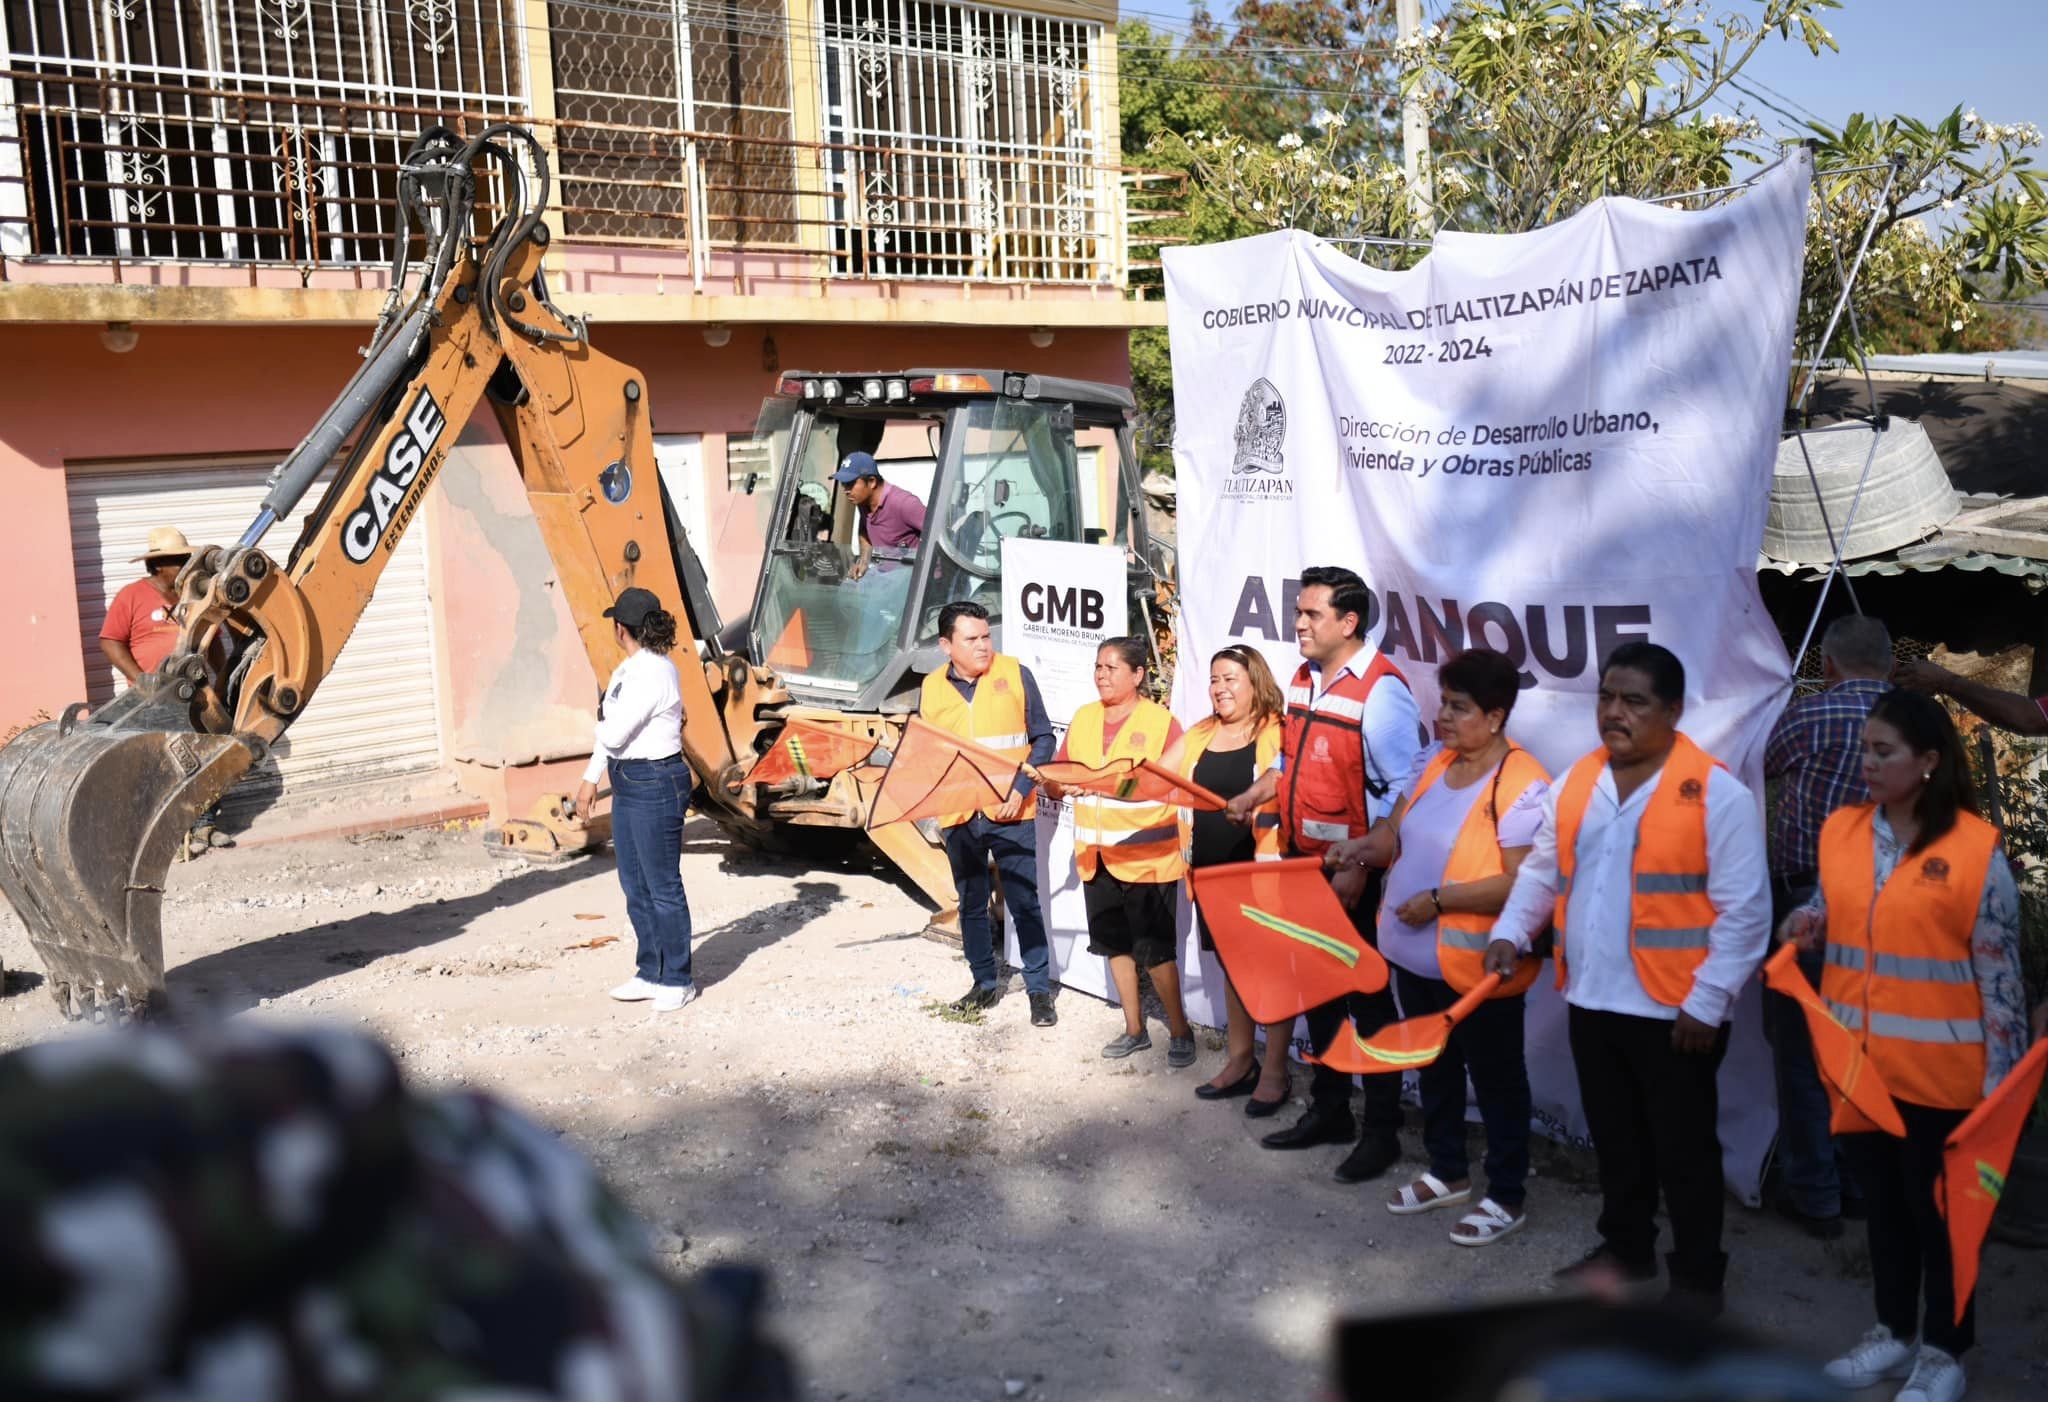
[573,587,696,1013]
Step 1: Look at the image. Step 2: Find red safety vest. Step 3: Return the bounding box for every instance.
[1277,651,1408,858]
[1818,804,1998,1112]
[1552,732,1722,1008]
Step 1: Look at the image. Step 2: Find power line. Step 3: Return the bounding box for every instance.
[1728,77,1811,134]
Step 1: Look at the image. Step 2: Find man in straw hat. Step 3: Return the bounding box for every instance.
[99,525,193,685]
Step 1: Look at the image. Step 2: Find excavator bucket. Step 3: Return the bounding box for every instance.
[0,693,256,1020]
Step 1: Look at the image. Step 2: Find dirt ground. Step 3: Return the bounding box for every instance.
[2,819,2043,1401]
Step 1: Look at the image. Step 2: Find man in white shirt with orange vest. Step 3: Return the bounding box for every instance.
[1491,641,1768,1316]
[1227,565,1424,1183]
[921,600,1060,1028]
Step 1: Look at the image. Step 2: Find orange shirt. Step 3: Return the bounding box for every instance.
[100,577,182,675]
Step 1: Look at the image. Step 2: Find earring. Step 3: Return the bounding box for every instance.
[1923,772,1933,782]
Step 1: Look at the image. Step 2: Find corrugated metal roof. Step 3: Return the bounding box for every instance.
[1758,549,2048,582]
[1855,350,2048,380]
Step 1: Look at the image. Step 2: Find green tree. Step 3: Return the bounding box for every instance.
[1182,1,1402,164]
[1136,0,2048,390]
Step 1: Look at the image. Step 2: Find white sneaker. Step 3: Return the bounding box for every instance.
[1896,1346,1965,1402]
[609,977,659,1002]
[652,984,699,1014]
[1823,1325,1917,1389]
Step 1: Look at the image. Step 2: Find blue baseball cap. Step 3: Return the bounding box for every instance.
[831,451,881,485]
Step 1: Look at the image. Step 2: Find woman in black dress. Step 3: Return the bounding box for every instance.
[1162,645,1291,1113]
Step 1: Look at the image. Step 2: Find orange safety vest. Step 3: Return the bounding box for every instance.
[1066,698,1186,884]
[1818,804,1997,1112]
[1552,732,1722,1008]
[1278,650,1408,858]
[1175,717,1285,883]
[918,654,1039,828]
[1404,744,1551,998]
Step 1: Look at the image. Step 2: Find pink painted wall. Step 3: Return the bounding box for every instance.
[0,323,370,734]
[0,320,1132,765]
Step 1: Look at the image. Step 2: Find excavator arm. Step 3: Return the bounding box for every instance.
[0,127,768,1018]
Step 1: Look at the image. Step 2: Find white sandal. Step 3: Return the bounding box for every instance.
[1449,1197,1526,1246]
[1385,1172,1472,1216]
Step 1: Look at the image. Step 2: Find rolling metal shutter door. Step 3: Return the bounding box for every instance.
[68,459,443,825]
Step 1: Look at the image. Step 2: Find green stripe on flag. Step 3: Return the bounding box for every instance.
[1354,1038,1438,1068]
[788,738,811,780]
[1240,905,1359,967]
[1977,1159,2006,1201]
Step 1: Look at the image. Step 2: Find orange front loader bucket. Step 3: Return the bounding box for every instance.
[0,678,257,1019]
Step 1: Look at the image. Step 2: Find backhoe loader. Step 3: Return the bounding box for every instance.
[0,125,1170,1019]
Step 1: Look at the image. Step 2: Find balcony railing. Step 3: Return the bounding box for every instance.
[0,76,1182,289]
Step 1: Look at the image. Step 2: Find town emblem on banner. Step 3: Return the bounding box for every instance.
[1229,378,1291,497]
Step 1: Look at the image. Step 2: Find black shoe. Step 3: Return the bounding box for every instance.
[1245,1091,1289,1119]
[1260,1105,1355,1151]
[1196,1061,1262,1101]
[1332,1133,1402,1184]
[1662,1282,1726,1320]
[1554,1242,1659,1284]
[1775,1197,1845,1241]
[1029,992,1058,1027]
[1662,1252,1728,1319]
[952,983,1002,1013]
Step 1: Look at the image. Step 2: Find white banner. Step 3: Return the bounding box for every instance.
[1162,153,1812,1201]
[999,539,1126,1003]
[1000,539,1130,722]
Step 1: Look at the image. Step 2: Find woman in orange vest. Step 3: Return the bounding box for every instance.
[1043,637,1192,1065]
[1160,644,1290,1111]
[1325,648,1549,1246]
[1783,690,2026,1402]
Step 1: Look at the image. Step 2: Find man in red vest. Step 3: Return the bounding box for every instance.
[1491,642,1769,1316]
[1227,565,1424,1183]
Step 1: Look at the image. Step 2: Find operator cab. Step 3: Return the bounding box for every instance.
[715,371,1159,710]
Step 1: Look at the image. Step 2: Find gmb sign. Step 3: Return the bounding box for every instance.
[999,538,1127,726]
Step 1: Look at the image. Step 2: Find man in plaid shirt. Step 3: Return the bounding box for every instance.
[1760,614,1893,1238]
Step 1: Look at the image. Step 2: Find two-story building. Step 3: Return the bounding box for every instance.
[0,0,1172,829]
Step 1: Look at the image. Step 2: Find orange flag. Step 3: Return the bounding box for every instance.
[1036,758,1228,812]
[1761,944,1908,1137]
[867,716,1022,828]
[1189,857,1389,1024]
[744,719,878,787]
[1313,974,1502,1074]
[1940,1038,2048,1324]
[1035,756,1138,792]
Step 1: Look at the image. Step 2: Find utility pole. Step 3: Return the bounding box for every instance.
[1396,0,1437,234]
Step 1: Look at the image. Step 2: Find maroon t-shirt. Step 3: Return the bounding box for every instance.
[858,481,925,550]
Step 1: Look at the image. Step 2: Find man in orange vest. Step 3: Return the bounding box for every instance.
[1491,642,1768,1315]
[1226,565,1424,1183]
[920,601,1059,1028]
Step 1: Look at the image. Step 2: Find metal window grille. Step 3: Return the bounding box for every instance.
[1,0,529,263]
[546,0,798,249]
[819,0,1110,283]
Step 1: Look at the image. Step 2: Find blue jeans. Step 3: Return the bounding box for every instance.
[1764,871,1849,1217]
[1394,965,1533,1209]
[943,814,1050,995]
[609,755,694,988]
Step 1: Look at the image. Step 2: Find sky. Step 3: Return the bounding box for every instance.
[1121,0,2046,137]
